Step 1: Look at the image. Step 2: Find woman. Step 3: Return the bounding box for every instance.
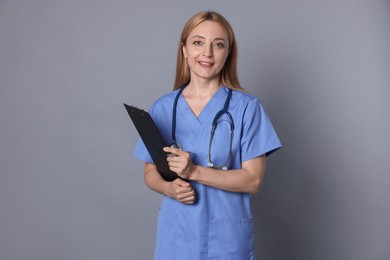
[134,11,281,259]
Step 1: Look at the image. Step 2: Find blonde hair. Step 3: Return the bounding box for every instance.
[173,11,243,91]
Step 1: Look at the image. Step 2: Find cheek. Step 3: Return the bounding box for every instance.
[217,53,229,67]
[187,47,200,58]
[223,52,230,62]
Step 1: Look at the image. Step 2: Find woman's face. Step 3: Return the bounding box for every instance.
[183,21,230,84]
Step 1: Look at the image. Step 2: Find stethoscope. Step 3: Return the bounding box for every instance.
[170,86,234,170]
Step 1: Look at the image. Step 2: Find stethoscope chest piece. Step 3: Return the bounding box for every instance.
[170,142,182,150]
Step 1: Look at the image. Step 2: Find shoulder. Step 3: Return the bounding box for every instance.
[149,89,179,111]
[153,90,177,106]
[148,89,181,119]
[227,88,272,122]
[230,88,263,109]
[231,89,259,101]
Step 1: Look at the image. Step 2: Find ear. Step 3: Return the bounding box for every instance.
[182,42,188,59]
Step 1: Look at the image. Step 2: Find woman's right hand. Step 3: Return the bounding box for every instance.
[164,178,196,204]
[144,162,196,204]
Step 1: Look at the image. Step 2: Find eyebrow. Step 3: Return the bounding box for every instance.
[191,35,227,42]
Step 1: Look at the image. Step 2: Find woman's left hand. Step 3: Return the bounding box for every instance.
[164,147,195,179]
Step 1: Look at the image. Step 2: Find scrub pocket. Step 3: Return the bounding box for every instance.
[154,209,177,260]
[207,217,255,260]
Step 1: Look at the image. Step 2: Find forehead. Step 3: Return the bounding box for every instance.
[188,20,228,39]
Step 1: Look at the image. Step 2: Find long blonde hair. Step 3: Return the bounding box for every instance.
[173,11,243,91]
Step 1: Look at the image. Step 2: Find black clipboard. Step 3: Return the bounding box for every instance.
[124,103,179,182]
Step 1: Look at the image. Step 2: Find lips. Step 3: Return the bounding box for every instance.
[198,61,214,68]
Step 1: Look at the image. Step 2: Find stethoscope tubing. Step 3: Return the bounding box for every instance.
[171,86,186,149]
[171,86,234,170]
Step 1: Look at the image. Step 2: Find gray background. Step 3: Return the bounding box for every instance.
[0,1,389,260]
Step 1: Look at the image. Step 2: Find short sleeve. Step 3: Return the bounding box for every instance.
[240,98,282,162]
[133,138,153,163]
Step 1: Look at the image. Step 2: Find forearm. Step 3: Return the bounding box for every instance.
[189,155,266,194]
[143,163,169,196]
[189,167,259,194]
[164,147,267,194]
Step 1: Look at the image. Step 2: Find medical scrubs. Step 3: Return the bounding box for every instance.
[134,86,281,260]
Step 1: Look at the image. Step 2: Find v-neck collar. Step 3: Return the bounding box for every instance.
[177,86,228,126]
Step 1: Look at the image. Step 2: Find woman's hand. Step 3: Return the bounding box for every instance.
[166,178,196,204]
[144,162,196,204]
[164,147,196,180]
[165,178,196,204]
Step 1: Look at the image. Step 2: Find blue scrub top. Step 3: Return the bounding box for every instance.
[134,87,281,260]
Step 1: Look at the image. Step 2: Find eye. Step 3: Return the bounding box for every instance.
[193,40,202,46]
[214,42,225,48]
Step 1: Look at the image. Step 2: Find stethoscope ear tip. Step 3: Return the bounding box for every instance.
[207,162,229,171]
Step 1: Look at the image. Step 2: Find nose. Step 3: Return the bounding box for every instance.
[203,43,213,57]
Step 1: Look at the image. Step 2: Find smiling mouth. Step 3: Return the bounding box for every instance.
[198,61,214,68]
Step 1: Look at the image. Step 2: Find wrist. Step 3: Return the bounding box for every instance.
[159,180,172,197]
[189,165,200,181]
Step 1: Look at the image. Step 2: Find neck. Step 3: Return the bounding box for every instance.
[185,78,221,98]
